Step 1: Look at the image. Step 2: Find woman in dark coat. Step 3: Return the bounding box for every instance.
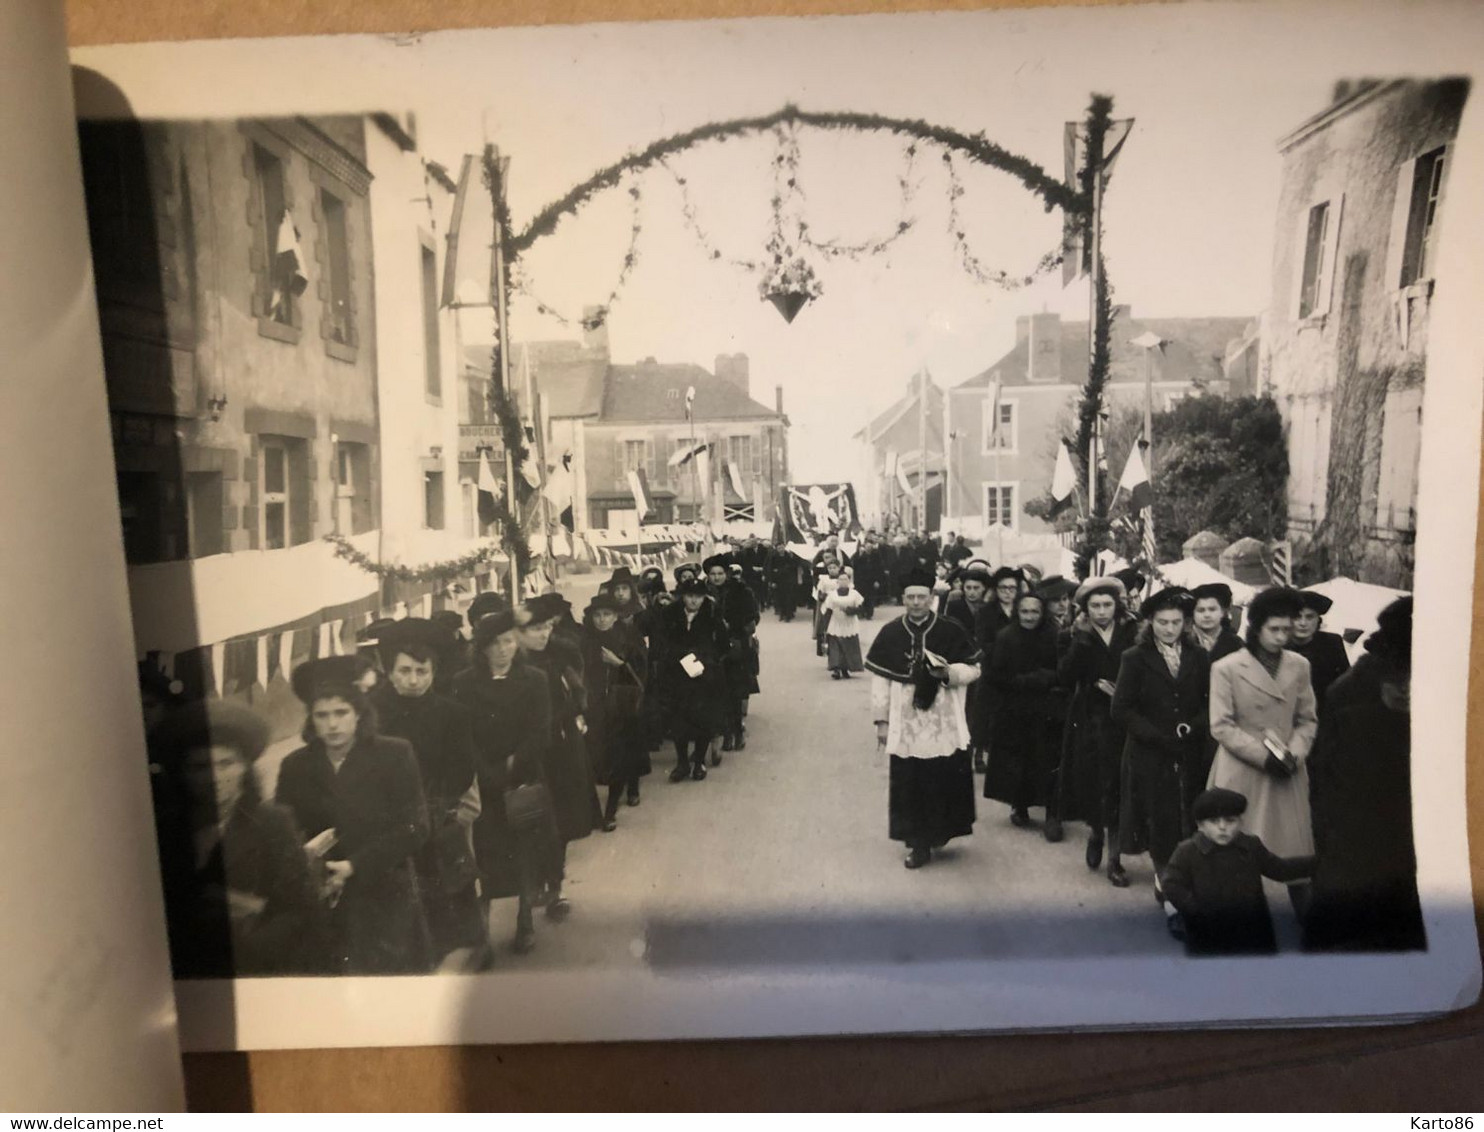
[516,592,603,919]
[1056,576,1140,882]
[580,592,651,827]
[275,658,433,975]
[369,618,485,967]
[971,566,1023,772]
[150,699,329,978]
[768,541,808,622]
[453,609,556,955]
[1287,589,1352,713]
[1304,612,1424,952]
[653,577,731,780]
[983,591,1062,834]
[705,554,761,751]
[1111,587,1211,909]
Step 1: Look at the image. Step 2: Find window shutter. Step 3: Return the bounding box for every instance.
[1316,194,1344,316]
[1384,159,1414,291]
[1426,142,1452,282]
[1291,206,1313,320]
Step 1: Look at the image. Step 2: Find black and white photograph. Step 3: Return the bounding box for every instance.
[59,0,1484,1051]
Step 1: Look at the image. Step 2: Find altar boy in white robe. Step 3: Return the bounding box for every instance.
[866,567,982,869]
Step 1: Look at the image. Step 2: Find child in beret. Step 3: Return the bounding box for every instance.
[1161,787,1316,956]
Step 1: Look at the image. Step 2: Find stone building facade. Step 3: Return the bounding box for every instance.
[1261,78,1467,589]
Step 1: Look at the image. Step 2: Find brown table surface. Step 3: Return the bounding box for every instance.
[66,0,1484,1110]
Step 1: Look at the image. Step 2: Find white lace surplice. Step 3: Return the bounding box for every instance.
[870,665,977,759]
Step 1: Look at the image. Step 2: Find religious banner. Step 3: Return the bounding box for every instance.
[779,483,859,543]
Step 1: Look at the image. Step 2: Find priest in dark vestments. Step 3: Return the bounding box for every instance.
[866,567,982,870]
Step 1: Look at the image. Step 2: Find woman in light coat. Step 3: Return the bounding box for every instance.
[1208,587,1319,910]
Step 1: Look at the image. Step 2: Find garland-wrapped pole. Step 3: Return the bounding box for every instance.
[489,146,521,600]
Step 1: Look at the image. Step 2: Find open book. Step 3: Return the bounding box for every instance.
[8,0,1484,1110]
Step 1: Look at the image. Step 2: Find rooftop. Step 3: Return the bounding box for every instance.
[600,359,781,423]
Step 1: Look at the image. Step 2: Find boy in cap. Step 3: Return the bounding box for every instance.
[1161,787,1315,955]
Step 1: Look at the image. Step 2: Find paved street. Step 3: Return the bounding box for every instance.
[488,587,1304,972]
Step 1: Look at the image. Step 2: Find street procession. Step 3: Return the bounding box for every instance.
[87,69,1455,984]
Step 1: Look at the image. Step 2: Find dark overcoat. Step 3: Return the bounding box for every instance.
[274,735,432,974]
[451,662,552,899]
[1305,699,1424,951]
[157,800,330,979]
[768,548,808,619]
[368,684,483,954]
[982,621,1062,808]
[1056,615,1139,828]
[1111,634,1210,868]
[1287,630,1351,711]
[580,623,652,786]
[652,599,730,739]
[971,601,1016,744]
[1161,831,1315,955]
[709,579,761,696]
[523,640,602,843]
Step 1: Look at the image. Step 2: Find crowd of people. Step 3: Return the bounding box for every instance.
[143,543,771,978]
[140,526,1421,977]
[852,540,1421,958]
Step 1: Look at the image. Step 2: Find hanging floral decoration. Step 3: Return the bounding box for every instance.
[800,140,920,260]
[324,533,510,585]
[757,122,824,323]
[661,156,761,271]
[513,177,645,330]
[943,152,1067,290]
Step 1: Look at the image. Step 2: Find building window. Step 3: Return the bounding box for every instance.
[424,470,446,530]
[1400,146,1446,288]
[321,189,353,347]
[422,244,442,400]
[117,470,183,565]
[620,438,653,486]
[253,145,298,328]
[185,471,224,558]
[725,434,761,485]
[984,483,1017,531]
[258,435,310,549]
[77,121,163,314]
[983,400,1017,453]
[1297,201,1331,319]
[334,441,373,535]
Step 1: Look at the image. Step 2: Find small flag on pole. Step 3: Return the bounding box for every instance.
[628,466,653,518]
[985,379,1003,446]
[477,450,502,527]
[668,439,711,468]
[1049,442,1078,517]
[1116,440,1154,513]
[684,385,696,419]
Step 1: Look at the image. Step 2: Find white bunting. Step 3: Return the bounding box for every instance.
[330,620,344,655]
[256,635,269,689]
[210,641,227,698]
[317,621,332,657]
[421,593,433,618]
[278,630,294,682]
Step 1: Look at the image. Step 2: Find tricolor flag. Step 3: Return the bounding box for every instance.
[477,449,502,527]
[1049,441,1078,518]
[1115,439,1153,513]
[270,210,309,316]
[628,466,653,518]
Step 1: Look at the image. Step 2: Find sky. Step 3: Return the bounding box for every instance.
[74,1,1484,480]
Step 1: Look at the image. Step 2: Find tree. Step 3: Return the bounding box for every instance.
[1026,394,1288,564]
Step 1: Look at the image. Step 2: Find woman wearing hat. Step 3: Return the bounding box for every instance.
[369,619,485,969]
[1188,584,1243,663]
[149,700,328,978]
[1287,589,1351,712]
[1208,586,1319,916]
[705,554,761,752]
[275,658,433,974]
[653,576,731,781]
[516,594,603,920]
[580,592,651,828]
[454,609,557,956]
[982,590,1063,836]
[603,567,645,630]
[970,566,1023,773]
[1112,569,1147,617]
[1111,587,1211,910]
[865,566,982,869]
[1057,576,1139,879]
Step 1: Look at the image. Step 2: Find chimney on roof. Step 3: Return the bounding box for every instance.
[1028,312,1061,383]
[581,306,610,359]
[775,385,784,415]
[715,353,750,396]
